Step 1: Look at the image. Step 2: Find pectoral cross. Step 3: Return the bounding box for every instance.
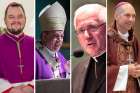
[127,54,134,64]
[18,64,24,74]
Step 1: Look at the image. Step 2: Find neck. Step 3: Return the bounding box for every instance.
[92,50,106,58]
[44,47,56,57]
[92,52,106,62]
[116,24,128,34]
[7,30,23,38]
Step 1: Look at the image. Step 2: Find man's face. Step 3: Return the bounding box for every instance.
[5,6,26,35]
[75,13,106,57]
[42,31,64,52]
[115,4,136,31]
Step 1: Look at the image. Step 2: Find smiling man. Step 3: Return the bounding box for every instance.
[72,3,106,93]
[0,2,34,93]
[107,2,140,93]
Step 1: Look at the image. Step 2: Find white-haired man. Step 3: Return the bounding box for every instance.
[72,4,106,93]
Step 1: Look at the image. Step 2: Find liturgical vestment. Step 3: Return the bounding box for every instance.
[107,21,140,93]
[36,48,68,79]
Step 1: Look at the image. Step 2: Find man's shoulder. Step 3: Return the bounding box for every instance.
[0,33,7,42]
[24,35,34,42]
[24,35,34,40]
[73,59,89,73]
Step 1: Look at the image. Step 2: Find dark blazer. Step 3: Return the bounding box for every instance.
[72,54,106,93]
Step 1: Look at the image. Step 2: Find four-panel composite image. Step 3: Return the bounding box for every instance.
[0,0,140,93]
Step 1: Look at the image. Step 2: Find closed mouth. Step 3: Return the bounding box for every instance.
[87,42,96,46]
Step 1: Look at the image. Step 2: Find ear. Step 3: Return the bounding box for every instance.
[114,13,118,20]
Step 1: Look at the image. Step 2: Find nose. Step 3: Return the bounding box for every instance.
[84,30,92,39]
[12,17,19,23]
[129,16,135,22]
[57,36,63,42]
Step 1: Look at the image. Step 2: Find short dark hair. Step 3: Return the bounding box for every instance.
[4,2,25,19]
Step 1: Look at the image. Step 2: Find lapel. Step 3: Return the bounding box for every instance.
[79,53,106,93]
[79,59,90,93]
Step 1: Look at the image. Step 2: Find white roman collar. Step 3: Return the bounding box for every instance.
[92,51,105,63]
[118,30,129,42]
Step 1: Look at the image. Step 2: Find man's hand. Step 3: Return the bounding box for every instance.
[9,85,33,93]
[135,64,140,78]
[128,63,140,78]
[64,61,70,73]
[22,85,34,93]
[9,86,23,93]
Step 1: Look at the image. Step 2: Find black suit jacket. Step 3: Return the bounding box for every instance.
[72,53,106,93]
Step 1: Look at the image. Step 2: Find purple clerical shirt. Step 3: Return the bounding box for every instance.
[0,32,34,83]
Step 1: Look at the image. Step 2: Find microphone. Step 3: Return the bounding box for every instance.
[73,49,84,57]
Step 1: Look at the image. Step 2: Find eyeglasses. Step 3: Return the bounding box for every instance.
[76,23,106,35]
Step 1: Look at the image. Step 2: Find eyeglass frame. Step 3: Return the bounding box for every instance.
[75,23,106,35]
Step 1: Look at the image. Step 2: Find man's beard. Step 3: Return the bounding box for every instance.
[7,27,24,35]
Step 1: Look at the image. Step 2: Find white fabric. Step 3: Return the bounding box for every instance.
[137,78,140,87]
[39,1,67,31]
[0,79,11,92]
[113,65,128,91]
[39,5,51,17]
[0,78,34,92]
[40,47,61,78]
[118,30,129,42]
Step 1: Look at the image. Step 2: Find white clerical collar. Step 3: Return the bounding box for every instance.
[118,30,129,42]
[92,51,105,63]
[44,47,58,58]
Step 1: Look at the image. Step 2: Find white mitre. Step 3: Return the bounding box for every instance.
[39,1,67,31]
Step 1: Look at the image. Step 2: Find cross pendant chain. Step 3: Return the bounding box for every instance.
[127,46,133,64]
[16,42,24,75]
